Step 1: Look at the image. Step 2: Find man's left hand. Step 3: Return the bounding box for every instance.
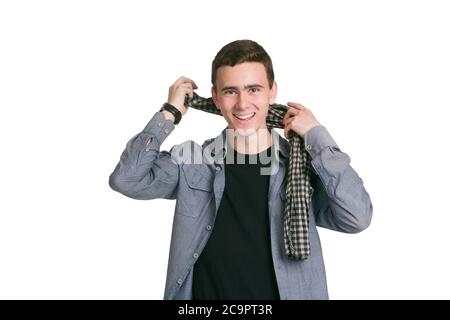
[282,102,321,139]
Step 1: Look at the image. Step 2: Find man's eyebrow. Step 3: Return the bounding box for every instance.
[221,84,264,92]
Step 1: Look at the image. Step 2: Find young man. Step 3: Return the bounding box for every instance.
[109,40,373,300]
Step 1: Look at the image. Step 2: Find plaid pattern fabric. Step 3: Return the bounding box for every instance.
[185,93,314,260]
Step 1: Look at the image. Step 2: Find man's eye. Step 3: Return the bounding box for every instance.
[225,90,236,95]
[249,88,260,93]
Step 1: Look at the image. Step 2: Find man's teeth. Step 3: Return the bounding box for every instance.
[234,113,255,120]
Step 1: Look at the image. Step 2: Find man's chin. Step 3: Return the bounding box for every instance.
[233,127,257,137]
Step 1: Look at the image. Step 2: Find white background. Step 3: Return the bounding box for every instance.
[1,0,449,299]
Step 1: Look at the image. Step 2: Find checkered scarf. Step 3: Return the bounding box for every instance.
[185,93,314,260]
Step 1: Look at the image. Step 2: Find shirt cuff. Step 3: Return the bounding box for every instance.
[304,125,339,158]
[142,111,175,144]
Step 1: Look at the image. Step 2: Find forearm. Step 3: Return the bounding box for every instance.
[306,126,373,233]
[109,111,179,200]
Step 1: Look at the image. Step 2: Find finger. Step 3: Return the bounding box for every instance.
[180,83,193,89]
[284,116,295,127]
[180,84,195,96]
[174,76,187,85]
[282,111,296,126]
[285,107,300,117]
[284,124,293,139]
[283,112,295,126]
[184,80,197,89]
[182,86,194,98]
[287,102,306,110]
[284,125,290,138]
[282,114,288,126]
[282,114,290,126]
[176,76,198,89]
[181,77,198,89]
[182,81,198,91]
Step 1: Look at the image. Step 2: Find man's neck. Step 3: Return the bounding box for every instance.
[227,128,273,154]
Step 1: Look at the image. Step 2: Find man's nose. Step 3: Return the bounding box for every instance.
[236,92,250,110]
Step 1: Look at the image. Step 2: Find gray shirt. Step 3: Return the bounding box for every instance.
[109,111,373,299]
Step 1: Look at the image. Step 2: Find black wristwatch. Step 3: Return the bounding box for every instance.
[160,103,182,125]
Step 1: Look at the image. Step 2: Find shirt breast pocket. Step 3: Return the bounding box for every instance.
[178,164,214,218]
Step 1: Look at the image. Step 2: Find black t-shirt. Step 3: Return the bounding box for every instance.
[192,145,280,300]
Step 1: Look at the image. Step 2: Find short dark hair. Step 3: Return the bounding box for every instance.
[211,39,275,88]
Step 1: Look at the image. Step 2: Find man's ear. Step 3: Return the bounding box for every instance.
[211,86,220,110]
[269,81,278,105]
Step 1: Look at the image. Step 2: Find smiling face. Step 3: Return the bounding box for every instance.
[211,62,277,135]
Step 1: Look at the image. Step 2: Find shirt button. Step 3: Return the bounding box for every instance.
[206,225,212,231]
[164,129,169,134]
[306,144,312,150]
[145,147,150,152]
[193,253,199,259]
[176,278,183,285]
[215,166,221,172]
[158,122,163,127]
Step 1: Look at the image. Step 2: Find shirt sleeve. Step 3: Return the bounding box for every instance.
[305,125,373,233]
[109,111,180,200]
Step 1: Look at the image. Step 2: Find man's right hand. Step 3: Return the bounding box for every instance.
[167,76,198,117]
